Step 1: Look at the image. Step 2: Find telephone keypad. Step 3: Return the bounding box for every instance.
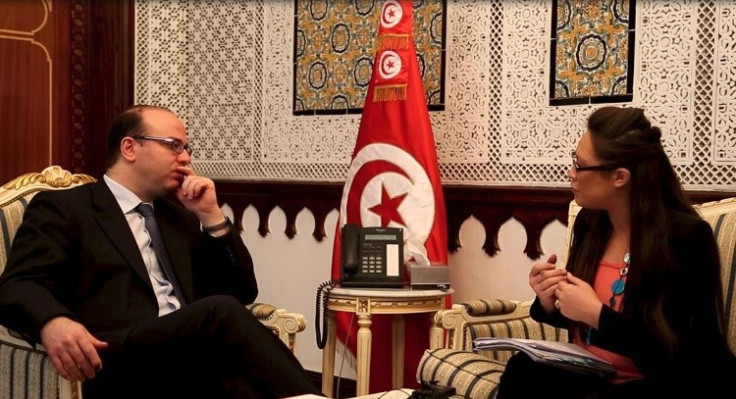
[361,246,384,274]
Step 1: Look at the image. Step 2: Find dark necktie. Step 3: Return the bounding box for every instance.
[135,203,186,304]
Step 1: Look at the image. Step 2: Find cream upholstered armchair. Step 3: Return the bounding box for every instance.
[418,198,736,398]
[0,166,306,398]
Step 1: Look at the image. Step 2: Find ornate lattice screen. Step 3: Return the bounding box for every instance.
[135,0,736,190]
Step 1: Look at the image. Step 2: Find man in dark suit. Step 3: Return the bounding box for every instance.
[0,105,321,398]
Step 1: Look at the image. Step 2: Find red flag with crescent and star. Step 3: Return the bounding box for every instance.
[330,0,449,392]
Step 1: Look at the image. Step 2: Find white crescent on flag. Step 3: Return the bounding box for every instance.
[379,51,402,80]
[381,0,403,29]
[339,142,435,245]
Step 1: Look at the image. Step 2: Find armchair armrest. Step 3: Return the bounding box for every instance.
[430,299,527,350]
[0,324,81,399]
[420,299,569,398]
[430,299,567,355]
[246,303,307,352]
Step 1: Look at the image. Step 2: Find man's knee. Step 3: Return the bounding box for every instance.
[193,295,259,329]
[196,295,243,314]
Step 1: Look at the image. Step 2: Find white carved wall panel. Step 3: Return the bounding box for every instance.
[135,0,736,189]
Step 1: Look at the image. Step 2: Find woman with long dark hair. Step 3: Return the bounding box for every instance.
[497,106,735,398]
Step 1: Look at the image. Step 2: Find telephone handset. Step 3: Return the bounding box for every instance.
[315,223,405,349]
[341,223,361,274]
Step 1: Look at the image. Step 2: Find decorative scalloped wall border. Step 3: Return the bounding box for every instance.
[216,182,734,260]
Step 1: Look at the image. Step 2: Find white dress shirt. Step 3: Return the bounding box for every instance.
[104,175,181,316]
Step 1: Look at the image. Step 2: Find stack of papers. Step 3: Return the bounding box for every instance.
[473,337,617,378]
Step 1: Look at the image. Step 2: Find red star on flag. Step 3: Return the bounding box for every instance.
[368,185,407,227]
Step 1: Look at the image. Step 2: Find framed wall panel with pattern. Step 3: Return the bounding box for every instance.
[550,0,635,106]
[293,0,446,115]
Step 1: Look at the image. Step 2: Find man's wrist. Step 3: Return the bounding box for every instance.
[202,217,231,234]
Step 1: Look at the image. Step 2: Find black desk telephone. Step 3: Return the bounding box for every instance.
[315,223,404,348]
[340,223,405,287]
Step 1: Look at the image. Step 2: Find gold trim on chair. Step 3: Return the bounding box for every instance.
[0,166,96,209]
[2,165,95,190]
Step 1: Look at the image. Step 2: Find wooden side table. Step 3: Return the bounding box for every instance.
[321,287,453,397]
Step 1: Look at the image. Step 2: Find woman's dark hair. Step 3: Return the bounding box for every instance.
[565,106,700,356]
[105,104,173,169]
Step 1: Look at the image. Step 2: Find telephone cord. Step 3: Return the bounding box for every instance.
[315,279,338,349]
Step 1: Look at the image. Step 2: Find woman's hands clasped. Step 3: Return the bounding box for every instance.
[555,273,603,329]
[529,254,567,314]
[529,254,603,328]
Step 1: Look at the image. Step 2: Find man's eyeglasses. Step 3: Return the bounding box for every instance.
[132,135,193,155]
[571,150,617,172]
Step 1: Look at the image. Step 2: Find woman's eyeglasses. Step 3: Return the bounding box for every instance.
[133,135,194,155]
[571,150,618,172]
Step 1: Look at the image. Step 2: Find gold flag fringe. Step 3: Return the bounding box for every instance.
[374,85,407,102]
[378,34,410,50]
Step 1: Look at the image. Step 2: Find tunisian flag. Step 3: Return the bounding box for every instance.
[330,0,449,392]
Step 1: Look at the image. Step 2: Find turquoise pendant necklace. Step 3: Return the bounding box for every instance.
[609,252,630,307]
[586,252,631,344]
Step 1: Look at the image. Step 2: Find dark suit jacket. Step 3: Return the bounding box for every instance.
[0,180,257,352]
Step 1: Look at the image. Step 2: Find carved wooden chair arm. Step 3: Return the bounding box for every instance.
[246,303,307,353]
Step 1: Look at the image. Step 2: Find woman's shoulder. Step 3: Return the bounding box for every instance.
[668,211,711,233]
[667,211,714,247]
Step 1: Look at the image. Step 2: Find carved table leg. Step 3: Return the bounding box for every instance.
[321,310,337,396]
[356,313,372,396]
[391,314,405,389]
